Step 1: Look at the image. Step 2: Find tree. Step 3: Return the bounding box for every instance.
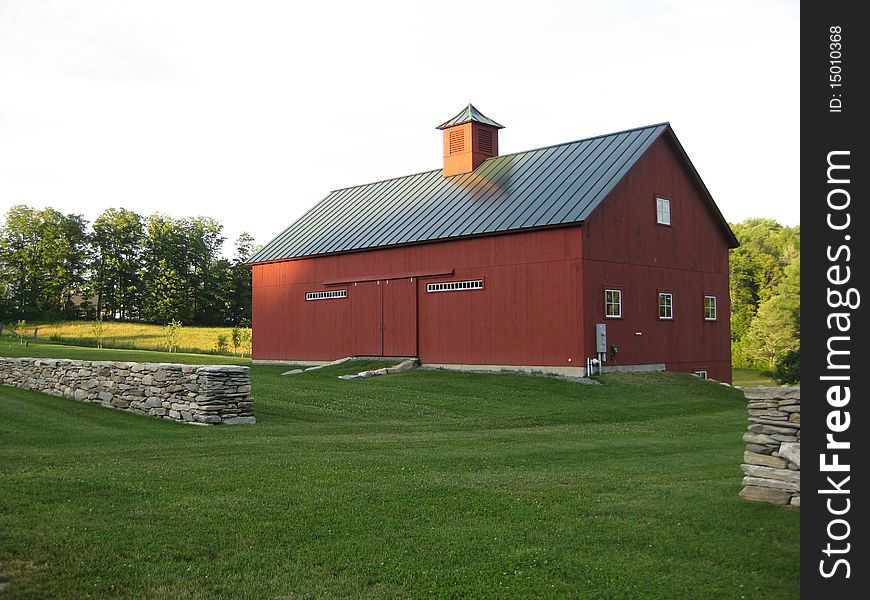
[743,255,800,369]
[0,204,254,327]
[0,206,41,317]
[92,318,106,349]
[141,214,228,325]
[11,319,28,345]
[164,319,183,353]
[239,327,252,357]
[185,216,225,324]
[142,215,191,323]
[92,208,144,320]
[53,213,91,317]
[214,333,229,354]
[231,326,242,356]
[774,349,800,384]
[226,232,254,325]
[729,219,800,368]
[143,258,186,324]
[0,206,90,319]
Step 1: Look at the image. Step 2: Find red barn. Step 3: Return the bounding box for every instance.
[248,105,738,382]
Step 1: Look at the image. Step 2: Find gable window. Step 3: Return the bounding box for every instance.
[605,289,622,318]
[658,292,673,319]
[656,197,671,225]
[704,295,717,320]
[427,279,484,292]
[306,290,347,301]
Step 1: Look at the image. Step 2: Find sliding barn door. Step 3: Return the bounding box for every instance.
[381,278,417,357]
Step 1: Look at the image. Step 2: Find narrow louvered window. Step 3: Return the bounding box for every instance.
[306,290,347,301]
[426,280,483,293]
[448,130,465,154]
[477,128,493,154]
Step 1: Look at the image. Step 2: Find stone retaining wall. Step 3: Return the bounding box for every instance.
[739,387,799,506]
[0,357,255,425]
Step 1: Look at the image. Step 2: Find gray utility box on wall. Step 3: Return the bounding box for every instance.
[596,323,607,354]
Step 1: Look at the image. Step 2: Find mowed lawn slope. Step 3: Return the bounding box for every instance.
[0,347,799,599]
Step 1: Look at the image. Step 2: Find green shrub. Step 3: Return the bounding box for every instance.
[92,318,106,349]
[164,319,183,353]
[773,348,800,384]
[214,333,229,354]
[231,327,241,355]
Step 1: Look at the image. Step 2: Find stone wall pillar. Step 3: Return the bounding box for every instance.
[194,366,255,424]
[739,387,800,506]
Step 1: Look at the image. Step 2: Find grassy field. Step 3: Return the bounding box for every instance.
[0,345,799,598]
[0,340,250,366]
[3,321,248,356]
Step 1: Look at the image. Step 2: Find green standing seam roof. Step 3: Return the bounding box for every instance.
[248,122,712,264]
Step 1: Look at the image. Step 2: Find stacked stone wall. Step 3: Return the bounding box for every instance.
[0,357,254,425]
[739,387,799,506]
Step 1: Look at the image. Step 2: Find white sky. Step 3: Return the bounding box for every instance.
[0,0,800,254]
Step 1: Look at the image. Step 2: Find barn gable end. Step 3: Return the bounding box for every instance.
[580,134,733,381]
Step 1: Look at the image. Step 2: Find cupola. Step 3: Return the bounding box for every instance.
[436,104,504,177]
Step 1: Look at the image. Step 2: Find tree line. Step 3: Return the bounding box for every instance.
[0,205,255,326]
[729,218,800,382]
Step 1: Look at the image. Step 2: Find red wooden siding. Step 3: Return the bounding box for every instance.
[382,278,417,357]
[252,227,585,367]
[581,135,732,382]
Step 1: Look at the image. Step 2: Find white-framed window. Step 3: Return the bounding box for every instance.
[658,292,673,319]
[605,289,622,318]
[694,370,708,380]
[704,295,717,320]
[656,197,671,225]
[426,279,483,293]
[306,289,347,301]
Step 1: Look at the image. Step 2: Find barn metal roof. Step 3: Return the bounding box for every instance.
[436,104,505,129]
[249,122,733,264]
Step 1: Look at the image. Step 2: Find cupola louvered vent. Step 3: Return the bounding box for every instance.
[477,128,493,154]
[448,129,465,155]
[437,104,504,177]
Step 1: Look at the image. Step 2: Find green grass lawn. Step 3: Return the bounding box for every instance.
[0,346,799,599]
[731,368,779,388]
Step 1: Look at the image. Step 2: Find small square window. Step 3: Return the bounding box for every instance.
[704,295,717,320]
[658,292,673,319]
[605,289,622,318]
[656,197,671,225]
[694,370,708,380]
